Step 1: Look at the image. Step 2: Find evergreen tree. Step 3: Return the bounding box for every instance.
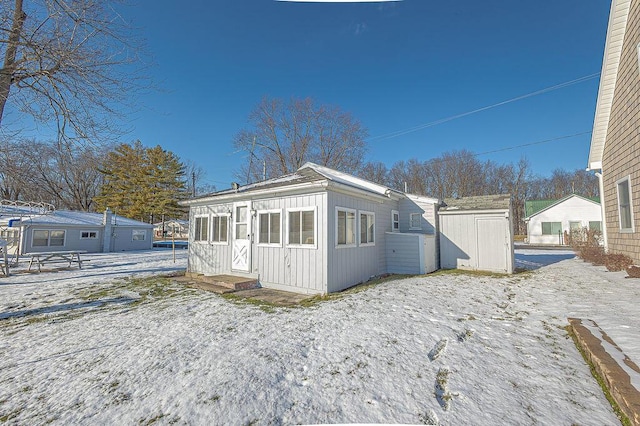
[95,141,187,222]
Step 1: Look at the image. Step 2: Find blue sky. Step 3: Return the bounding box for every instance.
[26,1,616,189]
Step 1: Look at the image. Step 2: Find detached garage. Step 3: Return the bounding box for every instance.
[438,194,514,274]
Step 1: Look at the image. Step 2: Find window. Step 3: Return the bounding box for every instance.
[336,207,356,246]
[211,215,228,243]
[132,230,147,241]
[258,211,281,245]
[288,208,315,246]
[410,213,422,230]
[617,176,634,232]
[391,210,399,232]
[360,211,375,245]
[589,221,602,232]
[32,230,66,247]
[541,222,562,235]
[194,216,209,242]
[569,221,582,232]
[80,231,98,239]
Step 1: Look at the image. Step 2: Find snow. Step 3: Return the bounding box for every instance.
[0,248,637,424]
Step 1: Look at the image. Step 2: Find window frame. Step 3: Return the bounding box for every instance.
[32,229,66,248]
[210,214,230,245]
[132,229,147,242]
[286,206,317,249]
[335,206,357,248]
[359,210,375,246]
[541,221,562,236]
[616,176,635,233]
[257,209,282,247]
[409,212,422,230]
[391,210,399,232]
[589,221,602,232]
[193,215,209,243]
[80,230,99,240]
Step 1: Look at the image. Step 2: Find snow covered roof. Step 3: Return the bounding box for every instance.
[181,163,412,206]
[21,210,153,228]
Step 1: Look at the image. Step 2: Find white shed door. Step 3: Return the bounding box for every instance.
[232,203,251,271]
[475,217,507,273]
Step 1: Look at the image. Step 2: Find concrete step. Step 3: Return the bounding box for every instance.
[184,272,260,291]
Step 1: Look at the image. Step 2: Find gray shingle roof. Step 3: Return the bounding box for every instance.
[440,194,511,211]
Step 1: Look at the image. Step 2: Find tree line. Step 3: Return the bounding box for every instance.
[0,139,211,222]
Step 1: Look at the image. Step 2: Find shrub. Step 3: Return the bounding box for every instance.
[627,265,640,278]
[605,254,634,272]
[571,227,605,266]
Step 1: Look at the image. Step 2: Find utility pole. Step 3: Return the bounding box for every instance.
[263,160,266,181]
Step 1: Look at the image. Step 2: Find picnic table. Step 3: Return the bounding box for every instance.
[27,251,87,272]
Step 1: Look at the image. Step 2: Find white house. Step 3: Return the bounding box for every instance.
[524,194,602,245]
[181,163,515,295]
[180,163,440,294]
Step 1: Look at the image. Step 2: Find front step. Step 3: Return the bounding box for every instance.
[185,272,260,291]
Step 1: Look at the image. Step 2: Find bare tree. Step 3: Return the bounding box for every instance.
[358,161,388,186]
[0,0,146,143]
[234,97,368,183]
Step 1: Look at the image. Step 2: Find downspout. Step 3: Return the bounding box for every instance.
[595,171,608,252]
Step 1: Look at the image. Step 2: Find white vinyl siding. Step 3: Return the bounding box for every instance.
[211,215,229,243]
[617,176,634,232]
[194,216,209,242]
[336,207,356,247]
[258,210,281,246]
[360,211,375,246]
[32,230,65,247]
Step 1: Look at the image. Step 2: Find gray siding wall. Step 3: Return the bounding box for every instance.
[188,192,328,294]
[398,197,439,267]
[23,226,103,254]
[385,232,437,275]
[326,191,398,293]
[111,227,154,251]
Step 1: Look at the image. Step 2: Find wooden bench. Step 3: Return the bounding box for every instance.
[27,251,87,272]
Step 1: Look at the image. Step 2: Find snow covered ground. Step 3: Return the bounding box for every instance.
[0,248,636,425]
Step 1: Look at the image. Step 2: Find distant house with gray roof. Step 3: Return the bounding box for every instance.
[0,206,153,255]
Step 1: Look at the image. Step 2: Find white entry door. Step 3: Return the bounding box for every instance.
[476,217,508,273]
[232,203,251,271]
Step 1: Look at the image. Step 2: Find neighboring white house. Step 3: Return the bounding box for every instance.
[153,219,189,239]
[181,163,515,295]
[524,194,602,245]
[0,204,154,255]
[180,162,440,295]
[439,194,514,274]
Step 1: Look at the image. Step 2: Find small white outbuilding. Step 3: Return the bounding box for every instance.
[438,194,514,274]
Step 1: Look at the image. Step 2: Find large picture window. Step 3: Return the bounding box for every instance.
[288,208,315,246]
[336,207,356,246]
[258,211,281,245]
[32,230,65,247]
[211,215,228,243]
[360,211,375,245]
[541,222,562,235]
[132,230,147,241]
[194,216,209,242]
[617,177,635,232]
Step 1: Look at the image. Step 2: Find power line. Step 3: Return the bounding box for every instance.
[473,130,592,157]
[367,73,601,142]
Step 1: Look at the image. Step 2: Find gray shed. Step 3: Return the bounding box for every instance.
[181,163,439,294]
[438,194,514,274]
